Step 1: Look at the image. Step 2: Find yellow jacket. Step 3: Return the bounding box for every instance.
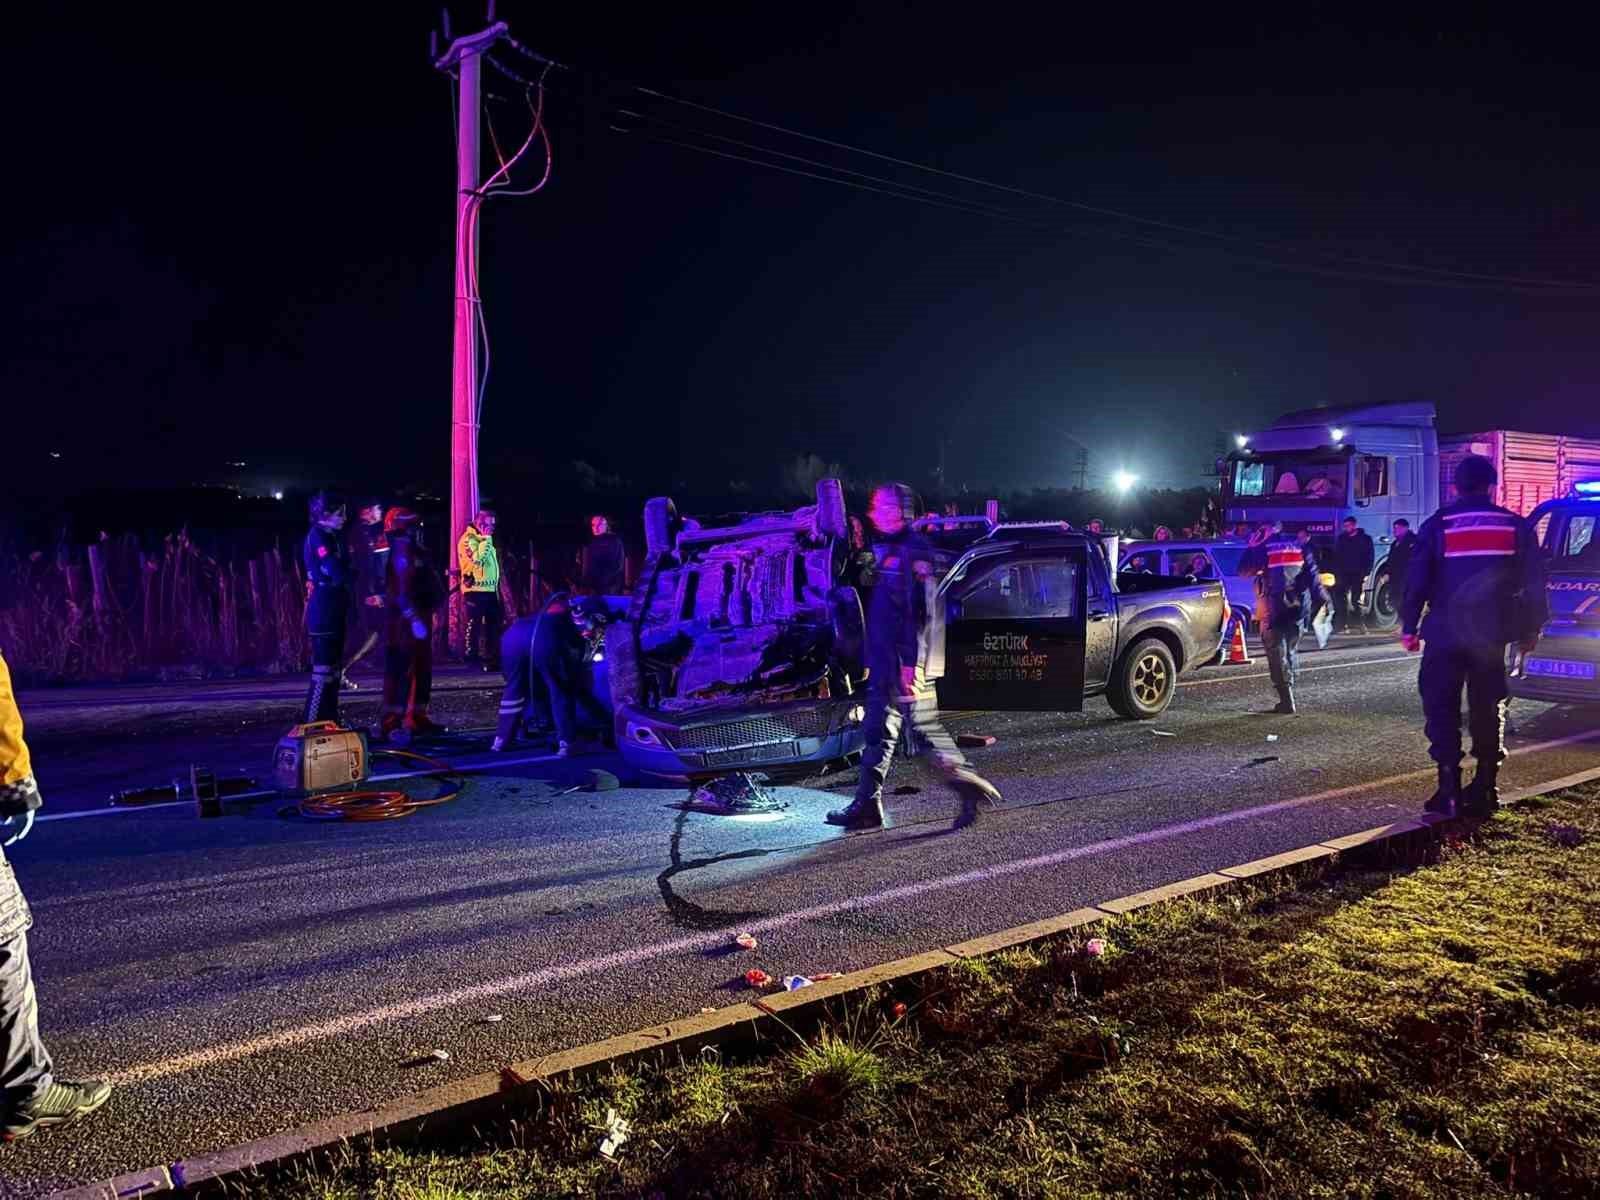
[0,651,42,818]
[457,525,500,593]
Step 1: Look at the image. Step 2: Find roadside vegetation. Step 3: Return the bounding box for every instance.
[258,783,1600,1198]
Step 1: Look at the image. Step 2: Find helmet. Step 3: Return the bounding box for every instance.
[384,507,421,535]
[308,490,346,522]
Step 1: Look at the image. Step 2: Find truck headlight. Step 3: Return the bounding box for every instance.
[847,705,865,724]
[626,722,661,746]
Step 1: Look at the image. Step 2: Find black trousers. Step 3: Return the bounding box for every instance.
[1418,641,1509,768]
[304,590,348,723]
[464,591,501,666]
[494,618,554,743]
[1261,622,1301,703]
[1333,576,1364,628]
[854,682,970,805]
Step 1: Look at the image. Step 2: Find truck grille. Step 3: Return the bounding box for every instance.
[670,709,831,751]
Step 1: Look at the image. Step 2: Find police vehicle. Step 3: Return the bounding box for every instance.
[1511,480,1600,706]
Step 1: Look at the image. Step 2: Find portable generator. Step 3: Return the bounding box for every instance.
[273,721,370,793]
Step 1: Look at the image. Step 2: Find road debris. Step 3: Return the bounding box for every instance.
[1246,755,1281,767]
[597,1107,631,1160]
[478,1013,504,1024]
[1150,730,1177,738]
[686,773,785,815]
[587,769,620,792]
[734,932,758,950]
[892,784,921,795]
[955,733,997,748]
[783,975,814,990]
[1266,734,1280,743]
[889,1001,908,1018]
[399,1048,450,1067]
[1085,938,1107,958]
[744,968,772,989]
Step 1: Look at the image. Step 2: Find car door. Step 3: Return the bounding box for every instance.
[937,548,1088,711]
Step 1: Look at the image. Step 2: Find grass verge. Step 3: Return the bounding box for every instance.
[267,782,1600,1199]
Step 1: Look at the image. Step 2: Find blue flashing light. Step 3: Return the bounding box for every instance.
[1575,480,1600,497]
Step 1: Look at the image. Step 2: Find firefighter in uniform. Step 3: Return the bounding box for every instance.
[825,483,1002,831]
[302,491,351,723]
[1401,455,1546,816]
[457,509,501,671]
[1,650,112,1141]
[1240,523,1328,715]
[381,508,446,743]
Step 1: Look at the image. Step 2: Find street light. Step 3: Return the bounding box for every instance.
[1112,470,1138,495]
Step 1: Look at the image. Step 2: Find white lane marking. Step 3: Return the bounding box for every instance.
[1181,655,1412,687]
[105,727,1600,1087]
[36,752,565,823]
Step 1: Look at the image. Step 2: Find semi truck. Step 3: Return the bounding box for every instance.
[1220,402,1600,630]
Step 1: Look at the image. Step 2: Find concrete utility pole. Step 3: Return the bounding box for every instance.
[435,13,507,652]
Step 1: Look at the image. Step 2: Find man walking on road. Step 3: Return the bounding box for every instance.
[826,483,1002,831]
[1240,523,1328,715]
[1,650,112,1141]
[1332,517,1374,631]
[1401,455,1546,817]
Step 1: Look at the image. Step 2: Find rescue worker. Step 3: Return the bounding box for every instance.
[302,491,351,723]
[1332,516,1375,631]
[1085,519,1104,535]
[1387,518,1417,605]
[1,649,112,1140]
[490,612,555,752]
[577,515,627,596]
[826,483,1002,831]
[1401,455,1545,816]
[531,594,610,756]
[343,501,390,682]
[381,508,445,744]
[1239,522,1328,715]
[457,509,501,671]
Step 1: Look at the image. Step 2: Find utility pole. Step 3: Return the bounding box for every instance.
[434,10,507,653]
[1074,448,1089,491]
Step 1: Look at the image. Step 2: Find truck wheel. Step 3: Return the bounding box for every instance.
[1107,637,1177,719]
[644,497,676,559]
[814,478,848,539]
[1368,571,1400,632]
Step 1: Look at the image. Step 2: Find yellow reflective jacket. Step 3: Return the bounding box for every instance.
[457,526,500,593]
[0,651,42,818]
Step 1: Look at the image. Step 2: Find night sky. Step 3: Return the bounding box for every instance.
[7,4,1599,505]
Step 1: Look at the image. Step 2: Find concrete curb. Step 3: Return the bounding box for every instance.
[49,765,1600,1199]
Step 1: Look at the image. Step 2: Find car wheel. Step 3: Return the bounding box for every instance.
[1368,570,1399,632]
[644,497,676,560]
[1107,636,1177,719]
[814,478,848,540]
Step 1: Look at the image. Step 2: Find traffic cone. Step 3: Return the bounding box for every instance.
[1227,615,1251,665]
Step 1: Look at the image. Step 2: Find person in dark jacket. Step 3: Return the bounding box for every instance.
[577,515,627,596]
[1,650,112,1141]
[1331,517,1375,631]
[380,508,445,744]
[825,483,1002,831]
[532,595,610,755]
[1401,455,1546,816]
[302,491,351,723]
[1239,525,1329,714]
[343,502,390,682]
[1386,518,1416,611]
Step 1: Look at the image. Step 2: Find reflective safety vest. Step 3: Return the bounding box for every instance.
[457,526,500,593]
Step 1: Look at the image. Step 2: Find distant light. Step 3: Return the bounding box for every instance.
[1330,427,1346,442]
[1235,434,1249,449]
[272,490,284,501]
[1113,470,1139,495]
[49,451,61,459]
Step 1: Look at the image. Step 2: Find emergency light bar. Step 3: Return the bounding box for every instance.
[1574,480,1600,496]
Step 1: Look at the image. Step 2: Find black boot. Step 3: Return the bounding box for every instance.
[951,771,1002,830]
[1271,686,1297,715]
[825,794,885,830]
[1460,762,1501,816]
[1423,766,1461,817]
[304,670,338,724]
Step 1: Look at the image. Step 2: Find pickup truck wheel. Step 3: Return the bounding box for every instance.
[1368,570,1400,632]
[1107,637,1177,719]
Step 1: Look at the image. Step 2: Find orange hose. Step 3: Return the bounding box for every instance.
[292,749,465,822]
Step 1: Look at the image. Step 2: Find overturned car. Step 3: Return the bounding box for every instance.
[606,483,1228,780]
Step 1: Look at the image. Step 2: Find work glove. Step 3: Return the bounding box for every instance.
[411,618,429,641]
[2,810,34,847]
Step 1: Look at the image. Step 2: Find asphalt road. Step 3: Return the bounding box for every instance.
[6,636,1599,1195]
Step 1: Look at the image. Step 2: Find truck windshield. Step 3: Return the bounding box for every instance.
[1229,454,1348,502]
[1548,511,1599,570]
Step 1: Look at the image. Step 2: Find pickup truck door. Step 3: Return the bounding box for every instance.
[937,549,1088,712]
[1083,549,1117,690]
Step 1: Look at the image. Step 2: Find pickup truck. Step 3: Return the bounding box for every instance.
[607,487,1229,780]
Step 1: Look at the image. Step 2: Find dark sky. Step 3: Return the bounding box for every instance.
[7,3,1599,503]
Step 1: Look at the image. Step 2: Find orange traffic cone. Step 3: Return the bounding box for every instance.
[1227,616,1251,665]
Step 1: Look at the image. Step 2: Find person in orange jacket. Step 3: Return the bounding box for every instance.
[1,650,113,1140]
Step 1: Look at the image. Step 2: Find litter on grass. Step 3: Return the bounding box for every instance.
[597,1108,631,1160]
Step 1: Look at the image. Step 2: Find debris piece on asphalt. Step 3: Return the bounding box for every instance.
[1150,730,1177,738]
[1266,734,1280,742]
[783,975,814,990]
[400,1049,450,1067]
[955,733,997,748]
[597,1107,631,1160]
[701,1007,717,1014]
[744,968,772,989]
[587,769,620,792]
[1085,938,1107,958]
[478,1013,504,1024]
[1246,755,1281,767]
[685,773,785,815]
[734,932,758,950]
[892,784,921,795]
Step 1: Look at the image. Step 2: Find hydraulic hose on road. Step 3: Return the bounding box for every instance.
[289,748,465,822]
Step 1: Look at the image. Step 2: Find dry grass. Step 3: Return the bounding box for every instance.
[263,782,1600,1199]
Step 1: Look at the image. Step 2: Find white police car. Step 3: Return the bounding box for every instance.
[1511,481,1600,706]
